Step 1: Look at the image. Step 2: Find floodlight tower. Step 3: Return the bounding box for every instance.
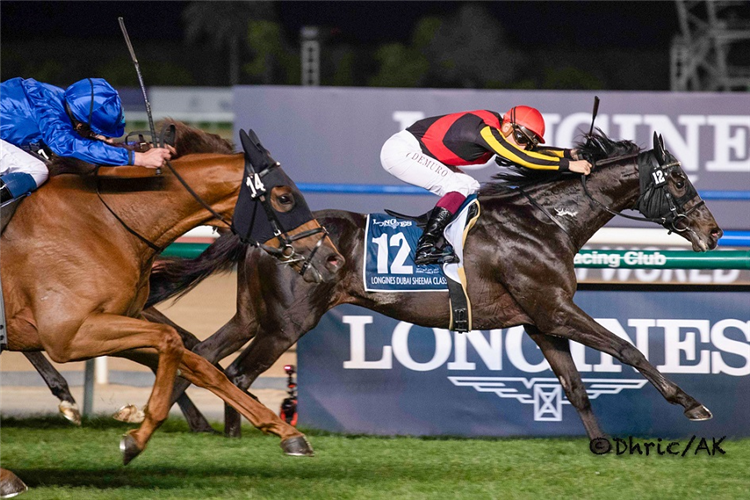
[671,1,750,91]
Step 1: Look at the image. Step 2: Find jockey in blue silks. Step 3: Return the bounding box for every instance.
[0,77,172,204]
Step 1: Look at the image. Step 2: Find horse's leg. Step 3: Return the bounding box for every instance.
[525,325,605,441]
[115,312,256,433]
[538,302,710,420]
[175,314,257,388]
[176,349,312,456]
[173,392,218,433]
[23,351,80,425]
[140,312,257,434]
[223,327,299,438]
[142,307,201,350]
[0,468,28,498]
[170,325,249,434]
[110,348,217,433]
[42,313,185,465]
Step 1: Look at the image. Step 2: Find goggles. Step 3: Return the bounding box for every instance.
[511,124,540,150]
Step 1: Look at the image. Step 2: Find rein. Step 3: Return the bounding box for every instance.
[96,157,327,280]
[517,187,570,236]
[95,159,234,255]
[95,167,162,253]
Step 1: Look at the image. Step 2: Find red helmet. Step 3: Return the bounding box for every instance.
[502,105,546,144]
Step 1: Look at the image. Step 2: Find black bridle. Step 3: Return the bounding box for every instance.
[242,162,329,281]
[581,151,705,234]
[96,155,328,280]
[578,97,705,235]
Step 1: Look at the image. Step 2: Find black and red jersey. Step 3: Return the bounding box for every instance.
[406,110,571,171]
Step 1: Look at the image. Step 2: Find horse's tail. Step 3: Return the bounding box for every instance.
[146,231,247,307]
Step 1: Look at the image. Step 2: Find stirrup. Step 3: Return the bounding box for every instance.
[415,248,458,266]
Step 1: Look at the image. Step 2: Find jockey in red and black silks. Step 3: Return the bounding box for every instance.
[380,106,593,265]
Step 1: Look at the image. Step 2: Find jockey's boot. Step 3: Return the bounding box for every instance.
[414,207,454,265]
[0,173,36,206]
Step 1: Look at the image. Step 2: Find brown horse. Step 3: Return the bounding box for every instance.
[133,131,722,444]
[0,120,343,486]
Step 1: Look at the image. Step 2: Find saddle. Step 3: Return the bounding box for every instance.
[384,199,481,333]
[1,197,23,234]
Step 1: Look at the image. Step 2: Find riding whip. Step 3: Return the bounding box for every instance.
[583,95,601,168]
[588,95,600,137]
[118,17,161,175]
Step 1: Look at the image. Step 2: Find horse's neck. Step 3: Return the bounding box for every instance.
[104,153,243,253]
[481,159,641,251]
[559,158,641,249]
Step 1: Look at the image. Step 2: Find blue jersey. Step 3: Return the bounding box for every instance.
[0,78,130,166]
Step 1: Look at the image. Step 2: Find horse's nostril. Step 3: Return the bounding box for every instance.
[711,228,723,240]
[327,254,343,271]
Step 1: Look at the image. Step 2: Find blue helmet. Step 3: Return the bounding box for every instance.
[64,78,125,137]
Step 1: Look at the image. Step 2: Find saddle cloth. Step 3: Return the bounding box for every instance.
[363,196,481,331]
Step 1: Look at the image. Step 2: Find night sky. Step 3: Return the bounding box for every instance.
[2,1,680,49]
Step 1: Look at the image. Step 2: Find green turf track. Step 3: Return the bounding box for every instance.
[1,417,749,499]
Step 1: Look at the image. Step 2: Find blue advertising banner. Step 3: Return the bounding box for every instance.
[233,87,750,230]
[298,291,750,438]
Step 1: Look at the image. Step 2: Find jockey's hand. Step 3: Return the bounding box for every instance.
[570,148,580,160]
[569,159,592,176]
[134,145,176,169]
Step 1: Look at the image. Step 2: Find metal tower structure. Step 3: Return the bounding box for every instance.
[301,26,321,86]
[671,1,750,91]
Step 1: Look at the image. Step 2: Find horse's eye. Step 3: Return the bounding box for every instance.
[279,194,293,205]
[676,181,685,189]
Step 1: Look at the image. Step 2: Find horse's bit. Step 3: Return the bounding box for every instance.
[248,162,329,281]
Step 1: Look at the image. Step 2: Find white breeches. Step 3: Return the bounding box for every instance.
[380,130,480,198]
[0,139,49,188]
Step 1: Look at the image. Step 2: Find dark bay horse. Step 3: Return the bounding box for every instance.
[0,120,342,490]
[142,131,722,442]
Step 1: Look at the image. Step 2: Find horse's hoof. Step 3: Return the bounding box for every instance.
[120,432,143,465]
[59,401,81,426]
[0,469,28,498]
[280,436,314,457]
[685,404,713,421]
[113,404,145,424]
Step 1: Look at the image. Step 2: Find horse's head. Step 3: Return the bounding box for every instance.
[637,133,722,251]
[232,129,344,283]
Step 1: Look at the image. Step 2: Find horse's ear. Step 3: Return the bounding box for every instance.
[241,129,278,172]
[238,129,251,151]
[653,131,666,164]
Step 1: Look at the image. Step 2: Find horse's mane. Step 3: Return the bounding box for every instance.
[166,118,235,157]
[47,119,235,177]
[480,129,641,196]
